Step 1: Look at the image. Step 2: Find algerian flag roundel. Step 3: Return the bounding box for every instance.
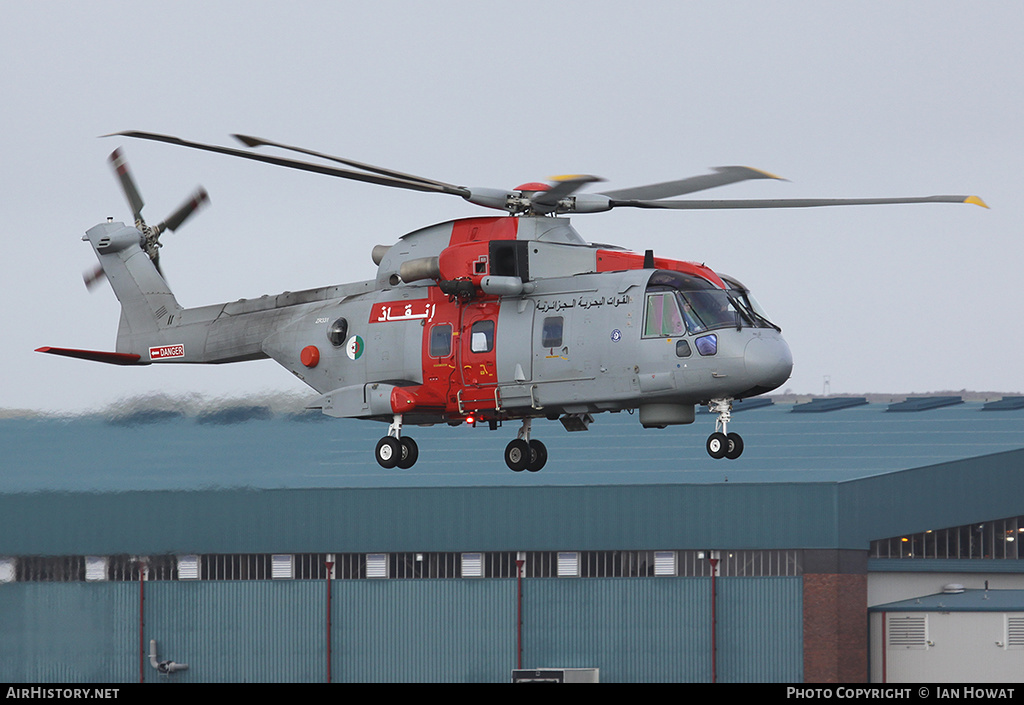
[345,335,364,361]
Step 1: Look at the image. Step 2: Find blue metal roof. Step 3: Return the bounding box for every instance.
[2,401,1023,555]
[885,396,963,412]
[870,589,1024,612]
[2,401,1023,492]
[790,397,869,413]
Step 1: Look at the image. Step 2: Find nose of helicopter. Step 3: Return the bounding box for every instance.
[743,334,793,393]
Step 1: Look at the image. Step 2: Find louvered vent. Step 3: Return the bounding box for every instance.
[557,552,580,577]
[154,306,168,320]
[85,556,107,581]
[177,555,199,580]
[461,553,483,578]
[366,554,387,579]
[888,615,928,649]
[1007,616,1024,649]
[654,551,677,576]
[271,554,294,579]
[0,558,16,583]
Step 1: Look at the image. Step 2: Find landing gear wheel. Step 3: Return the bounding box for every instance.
[725,432,744,460]
[505,439,530,472]
[526,439,547,472]
[396,437,419,469]
[375,437,401,469]
[706,432,728,460]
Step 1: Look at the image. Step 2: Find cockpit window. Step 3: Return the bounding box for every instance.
[646,269,776,334]
[679,289,738,332]
[645,293,686,337]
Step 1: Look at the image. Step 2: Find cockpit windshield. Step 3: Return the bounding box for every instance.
[644,270,778,336]
[718,273,780,331]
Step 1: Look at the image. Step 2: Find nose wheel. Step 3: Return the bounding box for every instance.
[706,399,744,460]
[375,415,419,469]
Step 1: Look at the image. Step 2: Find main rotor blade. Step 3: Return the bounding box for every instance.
[108,148,145,223]
[110,131,470,197]
[598,166,784,201]
[156,187,210,233]
[610,195,989,210]
[232,134,466,193]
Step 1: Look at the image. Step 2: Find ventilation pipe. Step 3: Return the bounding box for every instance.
[149,639,188,674]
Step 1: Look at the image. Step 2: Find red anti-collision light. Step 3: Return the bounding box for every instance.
[300,345,320,368]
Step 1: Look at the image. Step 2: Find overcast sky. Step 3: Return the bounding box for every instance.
[2,1,1021,413]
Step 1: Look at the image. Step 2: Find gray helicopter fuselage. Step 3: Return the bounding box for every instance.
[71,215,792,439]
[92,215,790,427]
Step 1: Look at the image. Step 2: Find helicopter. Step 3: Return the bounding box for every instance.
[37,131,987,471]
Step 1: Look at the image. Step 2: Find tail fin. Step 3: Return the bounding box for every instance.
[85,221,182,352]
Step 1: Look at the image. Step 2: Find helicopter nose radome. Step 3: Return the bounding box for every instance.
[743,335,793,393]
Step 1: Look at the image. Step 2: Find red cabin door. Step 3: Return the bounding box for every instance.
[458,301,500,411]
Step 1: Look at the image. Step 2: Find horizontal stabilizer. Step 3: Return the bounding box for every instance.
[35,347,148,366]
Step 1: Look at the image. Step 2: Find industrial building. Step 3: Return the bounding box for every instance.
[2,396,1023,683]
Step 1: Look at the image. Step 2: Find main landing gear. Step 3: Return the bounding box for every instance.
[375,415,419,469]
[706,398,743,460]
[504,418,547,472]
[374,414,548,472]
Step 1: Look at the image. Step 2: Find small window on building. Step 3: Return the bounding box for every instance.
[470,320,495,353]
[541,316,564,348]
[429,324,453,357]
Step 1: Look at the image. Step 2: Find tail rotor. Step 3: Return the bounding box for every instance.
[85,149,208,290]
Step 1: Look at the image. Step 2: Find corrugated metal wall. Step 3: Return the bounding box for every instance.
[0,576,801,683]
[0,583,137,682]
[718,577,804,682]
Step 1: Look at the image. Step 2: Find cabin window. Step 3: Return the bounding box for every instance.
[326,317,348,347]
[470,320,494,353]
[676,340,692,357]
[541,316,563,348]
[429,324,452,357]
